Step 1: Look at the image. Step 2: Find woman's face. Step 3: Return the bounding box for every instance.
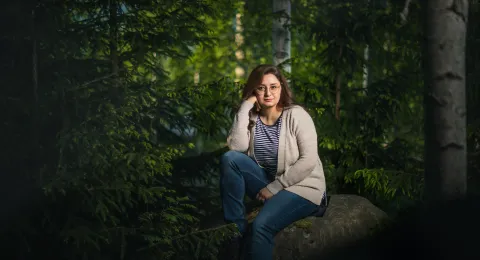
[254,74,282,109]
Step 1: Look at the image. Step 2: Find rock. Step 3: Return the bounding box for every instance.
[203,194,389,260]
[267,194,389,260]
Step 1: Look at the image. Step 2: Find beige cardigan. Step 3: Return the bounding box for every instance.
[226,101,326,205]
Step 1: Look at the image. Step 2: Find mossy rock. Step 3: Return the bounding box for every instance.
[247,207,313,229]
[247,194,390,260]
[203,194,390,260]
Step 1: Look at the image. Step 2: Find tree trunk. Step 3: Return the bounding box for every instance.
[362,44,370,91]
[109,0,119,101]
[423,0,469,204]
[272,0,291,74]
[234,5,245,81]
[362,0,372,93]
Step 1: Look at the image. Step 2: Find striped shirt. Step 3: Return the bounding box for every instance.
[254,114,283,177]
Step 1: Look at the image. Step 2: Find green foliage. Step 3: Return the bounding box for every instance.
[39,76,243,259]
[345,168,423,199]
[139,223,239,260]
[165,0,273,85]
[42,79,190,257]
[2,0,480,259]
[1,0,240,259]
[285,0,425,210]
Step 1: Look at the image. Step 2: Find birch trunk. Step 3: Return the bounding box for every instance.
[362,44,370,91]
[423,0,469,203]
[234,7,245,81]
[272,0,291,73]
[362,0,371,92]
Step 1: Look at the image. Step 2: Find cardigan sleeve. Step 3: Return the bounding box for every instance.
[266,108,318,195]
[226,101,254,152]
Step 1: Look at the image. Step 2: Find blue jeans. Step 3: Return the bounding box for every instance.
[220,150,318,260]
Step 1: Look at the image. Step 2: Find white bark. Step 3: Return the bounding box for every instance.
[423,0,469,203]
[363,0,371,92]
[362,44,370,91]
[272,0,291,73]
[235,10,245,81]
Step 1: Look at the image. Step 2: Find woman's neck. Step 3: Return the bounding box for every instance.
[259,106,283,125]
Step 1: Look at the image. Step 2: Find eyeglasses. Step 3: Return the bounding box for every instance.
[254,85,281,94]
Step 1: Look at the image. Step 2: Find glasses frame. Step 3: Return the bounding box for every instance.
[253,84,282,95]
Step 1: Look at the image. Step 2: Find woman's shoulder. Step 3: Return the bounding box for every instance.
[285,105,316,134]
[285,104,311,119]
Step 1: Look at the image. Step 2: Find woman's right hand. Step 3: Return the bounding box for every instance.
[246,95,257,104]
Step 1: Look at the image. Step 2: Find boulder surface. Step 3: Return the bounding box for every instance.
[247,194,389,259]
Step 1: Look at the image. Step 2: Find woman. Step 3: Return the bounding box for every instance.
[219,64,327,260]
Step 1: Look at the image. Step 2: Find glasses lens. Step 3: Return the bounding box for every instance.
[255,86,280,94]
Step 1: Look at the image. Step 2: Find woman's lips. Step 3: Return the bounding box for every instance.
[264,99,273,102]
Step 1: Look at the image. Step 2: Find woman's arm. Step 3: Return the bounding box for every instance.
[226,100,255,152]
[266,108,318,195]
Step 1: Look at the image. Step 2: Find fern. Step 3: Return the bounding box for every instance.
[344,168,424,201]
[136,223,239,260]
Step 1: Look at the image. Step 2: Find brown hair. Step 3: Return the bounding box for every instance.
[242,64,294,108]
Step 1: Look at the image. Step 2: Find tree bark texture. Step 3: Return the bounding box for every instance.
[272,0,291,73]
[423,0,469,203]
[109,0,119,89]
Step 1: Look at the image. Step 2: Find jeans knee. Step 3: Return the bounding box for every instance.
[220,150,243,167]
[251,215,270,236]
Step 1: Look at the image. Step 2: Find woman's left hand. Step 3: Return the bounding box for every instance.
[256,188,273,202]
